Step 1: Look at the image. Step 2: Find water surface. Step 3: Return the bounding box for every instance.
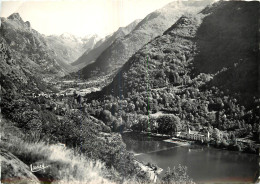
[122,132,259,183]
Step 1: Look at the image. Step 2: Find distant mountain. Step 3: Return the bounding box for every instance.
[45,33,101,68]
[81,34,102,51]
[102,1,259,103]
[0,13,73,76]
[71,19,141,69]
[78,0,214,79]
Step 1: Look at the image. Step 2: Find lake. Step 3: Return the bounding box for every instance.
[122,132,259,183]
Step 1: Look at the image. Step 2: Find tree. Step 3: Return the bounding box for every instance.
[128,103,135,112]
[100,110,113,124]
[169,71,181,85]
[156,70,166,79]
[76,94,82,104]
[157,115,181,135]
[212,128,221,141]
[111,103,119,115]
[162,165,195,184]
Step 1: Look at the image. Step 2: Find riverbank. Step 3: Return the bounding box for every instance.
[139,131,171,138]
[134,159,163,183]
[163,138,191,146]
[122,132,259,183]
[125,131,259,155]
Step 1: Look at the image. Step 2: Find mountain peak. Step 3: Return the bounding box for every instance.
[60,32,76,39]
[8,13,23,22]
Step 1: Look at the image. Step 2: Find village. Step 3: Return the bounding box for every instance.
[19,75,259,156]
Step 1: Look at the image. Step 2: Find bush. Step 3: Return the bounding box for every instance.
[162,165,195,184]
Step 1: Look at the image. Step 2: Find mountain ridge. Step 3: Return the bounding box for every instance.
[102,1,259,102]
[77,0,214,80]
[1,13,70,76]
[71,19,141,69]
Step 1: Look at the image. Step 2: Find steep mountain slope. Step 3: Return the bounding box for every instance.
[71,19,141,69]
[0,37,52,97]
[92,1,260,142]
[81,34,102,53]
[78,0,214,79]
[45,33,100,66]
[193,2,259,95]
[0,28,149,184]
[0,31,149,184]
[103,1,259,101]
[0,13,72,76]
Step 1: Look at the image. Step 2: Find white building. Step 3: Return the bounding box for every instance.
[177,128,210,142]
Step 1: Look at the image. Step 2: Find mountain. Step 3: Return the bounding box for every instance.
[81,34,102,51]
[0,36,53,101]
[45,33,99,67]
[0,13,76,76]
[77,0,214,79]
[0,14,54,94]
[103,1,259,101]
[89,0,260,147]
[71,19,141,69]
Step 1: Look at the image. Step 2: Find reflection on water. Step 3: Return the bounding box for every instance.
[122,132,259,183]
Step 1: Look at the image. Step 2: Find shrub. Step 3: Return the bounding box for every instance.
[162,165,195,184]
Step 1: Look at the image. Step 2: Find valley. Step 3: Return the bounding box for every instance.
[1,1,260,184]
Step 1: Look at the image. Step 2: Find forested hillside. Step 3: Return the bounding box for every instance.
[0,14,151,184]
[0,13,73,76]
[77,0,213,79]
[88,1,259,152]
[1,1,259,183]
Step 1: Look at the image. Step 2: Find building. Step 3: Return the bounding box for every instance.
[176,128,210,142]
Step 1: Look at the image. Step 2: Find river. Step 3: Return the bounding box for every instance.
[122,132,259,183]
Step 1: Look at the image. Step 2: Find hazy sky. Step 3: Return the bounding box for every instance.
[0,0,178,37]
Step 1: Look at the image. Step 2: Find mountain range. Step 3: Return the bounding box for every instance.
[101,1,259,105]
[46,33,101,66]
[0,13,106,76]
[71,19,141,70]
[1,1,260,183]
[76,0,215,80]
[0,13,71,76]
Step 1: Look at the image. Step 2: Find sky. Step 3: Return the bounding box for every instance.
[0,0,178,38]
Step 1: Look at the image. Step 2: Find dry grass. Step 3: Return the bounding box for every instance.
[0,119,116,184]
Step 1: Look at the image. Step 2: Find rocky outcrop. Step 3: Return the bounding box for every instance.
[1,149,40,184]
[0,13,71,76]
[7,13,23,22]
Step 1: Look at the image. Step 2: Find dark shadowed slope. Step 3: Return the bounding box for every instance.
[71,19,141,69]
[0,13,72,76]
[78,0,213,79]
[193,1,259,95]
[102,1,259,103]
[0,37,51,98]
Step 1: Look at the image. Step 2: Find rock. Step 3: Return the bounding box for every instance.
[25,21,31,29]
[8,13,23,22]
[0,149,40,184]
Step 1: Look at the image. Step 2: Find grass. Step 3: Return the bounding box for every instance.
[0,119,116,184]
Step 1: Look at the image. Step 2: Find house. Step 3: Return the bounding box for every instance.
[236,138,253,144]
[176,128,210,142]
